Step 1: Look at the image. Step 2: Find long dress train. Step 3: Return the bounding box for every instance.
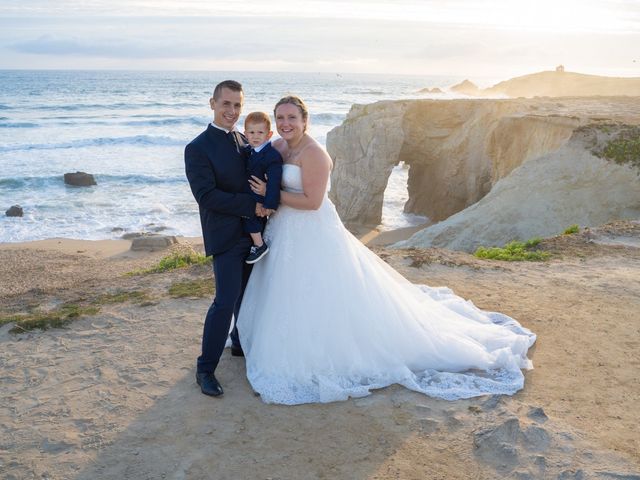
[238,164,535,405]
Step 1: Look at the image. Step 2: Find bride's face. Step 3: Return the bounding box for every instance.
[275,104,306,142]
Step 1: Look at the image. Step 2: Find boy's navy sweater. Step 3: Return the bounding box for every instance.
[245,142,283,210]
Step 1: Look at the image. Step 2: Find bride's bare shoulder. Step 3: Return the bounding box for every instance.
[272,138,287,155]
[302,141,333,170]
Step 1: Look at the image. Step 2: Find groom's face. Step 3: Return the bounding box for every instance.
[210,87,243,130]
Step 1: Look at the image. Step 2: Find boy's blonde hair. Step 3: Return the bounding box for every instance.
[244,111,271,130]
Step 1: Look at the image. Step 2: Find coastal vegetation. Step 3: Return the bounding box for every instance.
[563,224,580,235]
[128,248,211,275]
[0,303,100,334]
[1,289,154,333]
[168,279,214,298]
[94,290,153,305]
[591,125,640,173]
[474,238,550,261]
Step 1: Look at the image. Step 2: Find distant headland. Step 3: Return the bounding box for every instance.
[448,67,640,97]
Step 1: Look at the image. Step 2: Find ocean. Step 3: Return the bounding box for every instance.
[0,70,464,243]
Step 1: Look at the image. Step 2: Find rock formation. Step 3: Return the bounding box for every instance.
[327,101,409,225]
[64,172,96,187]
[5,205,23,217]
[326,97,640,250]
[395,125,640,252]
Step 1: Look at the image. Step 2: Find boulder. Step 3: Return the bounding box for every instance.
[64,172,96,186]
[130,234,177,252]
[5,205,23,217]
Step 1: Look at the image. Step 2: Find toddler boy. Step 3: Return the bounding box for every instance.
[243,111,283,264]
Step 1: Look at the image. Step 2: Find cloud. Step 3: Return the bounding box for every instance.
[1,10,639,76]
[9,34,193,58]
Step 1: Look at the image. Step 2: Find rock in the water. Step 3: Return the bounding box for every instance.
[64,171,96,186]
[5,205,23,217]
[130,235,177,252]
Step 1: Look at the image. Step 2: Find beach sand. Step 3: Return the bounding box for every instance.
[1,224,639,479]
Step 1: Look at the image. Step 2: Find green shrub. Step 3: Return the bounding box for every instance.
[474,238,550,261]
[592,126,640,173]
[129,250,211,275]
[563,224,580,235]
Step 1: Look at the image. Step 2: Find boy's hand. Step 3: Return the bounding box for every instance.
[263,208,275,216]
[255,203,269,217]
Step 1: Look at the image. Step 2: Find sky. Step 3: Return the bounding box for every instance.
[1,0,639,79]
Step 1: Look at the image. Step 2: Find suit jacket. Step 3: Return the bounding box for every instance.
[185,124,256,256]
[246,142,283,210]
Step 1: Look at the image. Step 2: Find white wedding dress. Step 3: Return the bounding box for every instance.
[237,164,535,405]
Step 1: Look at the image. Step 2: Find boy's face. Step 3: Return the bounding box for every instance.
[244,122,273,148]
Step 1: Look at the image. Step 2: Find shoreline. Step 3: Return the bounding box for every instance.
[0,224,425,258]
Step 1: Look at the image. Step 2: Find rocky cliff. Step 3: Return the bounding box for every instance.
[326,97,640,251]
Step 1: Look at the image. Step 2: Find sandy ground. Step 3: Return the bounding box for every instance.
[1,224,639,479]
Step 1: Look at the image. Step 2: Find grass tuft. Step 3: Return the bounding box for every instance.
[128,248,211,276]
[563,224,580,235]
[474,238,550,262]
[94,290,152,305]
[168,279,214,298]
[1,303,101,334]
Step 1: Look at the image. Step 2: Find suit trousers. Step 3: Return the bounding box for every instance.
[197,236,252,373]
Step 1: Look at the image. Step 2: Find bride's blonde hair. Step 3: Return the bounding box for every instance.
[274,95,309,132]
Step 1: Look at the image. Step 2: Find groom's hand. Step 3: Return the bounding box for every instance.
[249,176,267,196]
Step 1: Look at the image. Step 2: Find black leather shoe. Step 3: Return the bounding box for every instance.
[230,345,244,357]
[195,372,223,397]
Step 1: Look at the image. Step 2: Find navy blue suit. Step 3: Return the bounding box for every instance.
[243,142,283,234]
[185,124,256,374]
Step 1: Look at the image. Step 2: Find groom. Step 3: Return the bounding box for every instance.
[185,80,259,397]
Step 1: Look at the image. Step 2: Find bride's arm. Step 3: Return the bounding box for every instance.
[281,147,332,211]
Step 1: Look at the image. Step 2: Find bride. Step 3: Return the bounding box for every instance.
[238,96,535,405]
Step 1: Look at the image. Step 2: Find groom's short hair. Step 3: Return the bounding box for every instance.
[213,80,243,100]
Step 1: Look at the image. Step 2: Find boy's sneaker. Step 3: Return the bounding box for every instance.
[246,243,269,264]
